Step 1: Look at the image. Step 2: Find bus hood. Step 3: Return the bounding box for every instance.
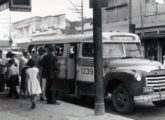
[109,58,163,72]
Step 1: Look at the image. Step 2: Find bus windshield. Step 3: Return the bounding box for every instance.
[124,43,142,58]
[103,43,143,58]
[103,43,123,57]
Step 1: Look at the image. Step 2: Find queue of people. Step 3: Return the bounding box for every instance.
[0,46,60,110]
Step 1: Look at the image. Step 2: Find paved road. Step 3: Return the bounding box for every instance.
[105,100,165,120]
[0,92,132,120]
[62,96,165,120]
[1,91,164,120]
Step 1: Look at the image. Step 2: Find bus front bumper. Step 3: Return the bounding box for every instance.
[134,91,165,103]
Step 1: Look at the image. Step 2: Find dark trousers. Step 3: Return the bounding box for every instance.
[8,86,18,98]
[0,74,5,92]
[45,79,57,104]
[8,75,19,98]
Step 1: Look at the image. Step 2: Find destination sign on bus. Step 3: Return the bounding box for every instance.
[111,35,135,41]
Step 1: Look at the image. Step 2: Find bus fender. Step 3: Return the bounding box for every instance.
[104,71,143,96]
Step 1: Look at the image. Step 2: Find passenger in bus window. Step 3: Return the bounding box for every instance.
[55,45,63,56]
[69,46,75,58]
[82,43,94,57]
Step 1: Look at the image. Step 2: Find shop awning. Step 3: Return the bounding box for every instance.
[141,34,165,40]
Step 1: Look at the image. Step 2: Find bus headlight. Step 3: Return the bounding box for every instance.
[160,65,165,69]
[135,73,142,81]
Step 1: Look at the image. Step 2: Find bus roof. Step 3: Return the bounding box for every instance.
[31,32,140,45]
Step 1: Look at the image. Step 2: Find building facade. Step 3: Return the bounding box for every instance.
[0,40,9,50]
[72,18,93,34]
[102,0,165,63]
[12,14,75,49]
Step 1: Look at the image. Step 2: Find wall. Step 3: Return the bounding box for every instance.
[102,0,129,32]
[12,14,71,45]
[102,0,165,34]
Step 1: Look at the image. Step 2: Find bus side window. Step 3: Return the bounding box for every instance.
[69,44,77,58]
[55,44,64,56]
[82,43,94,57]
[44,44,52,50]
[28,45,35,54]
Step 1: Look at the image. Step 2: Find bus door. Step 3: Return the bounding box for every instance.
[67,43,77,94]
[54,44,68,91]
[76,43,95,95]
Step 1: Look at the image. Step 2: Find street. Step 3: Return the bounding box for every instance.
[61,96,165,120]
[106,100,165,120]
[125,103,165,120]
[0,92,132,120]
[0,91,165,120]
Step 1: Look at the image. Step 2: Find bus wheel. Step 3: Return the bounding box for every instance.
[152,100,165,107]
[111,85,134,114]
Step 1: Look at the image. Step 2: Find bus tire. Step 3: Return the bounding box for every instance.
[152,100,165,107]
[111,85,134,114]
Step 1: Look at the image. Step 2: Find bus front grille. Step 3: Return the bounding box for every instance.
[146,76,165,92]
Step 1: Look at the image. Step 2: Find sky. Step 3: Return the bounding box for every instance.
[0,0,92,39]
[0,0,92,22]
[156,0,165,3]
[0,0,164,39]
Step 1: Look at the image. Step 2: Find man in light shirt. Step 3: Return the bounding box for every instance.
[19,51,29,96]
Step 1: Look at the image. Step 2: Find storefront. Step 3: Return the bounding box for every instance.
[141,34,165,64]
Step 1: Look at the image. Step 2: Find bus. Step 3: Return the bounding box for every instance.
[29,32,165,114]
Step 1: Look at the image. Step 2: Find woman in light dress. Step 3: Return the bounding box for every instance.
[26,59,41,109]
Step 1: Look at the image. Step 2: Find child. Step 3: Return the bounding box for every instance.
[26,59,41,109]
[7,59,19,99]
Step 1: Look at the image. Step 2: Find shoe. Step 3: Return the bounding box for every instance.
[43,97,47,101]
[7,95,12,99]
[47,102,60,105]
[13,96,19,99]
[40,96,47,101]
[54,102,60,105]
[40,97,43,101]
[31,103,36,109]
[47,102,54,104]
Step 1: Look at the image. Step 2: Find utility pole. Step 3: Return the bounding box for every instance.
[128,0,132,26]
[81,0,84,34]
[128,0,135,33]
[93,0,105,115]
[139,0,144,35]
[9,15,13,50]
[68,0,84,34]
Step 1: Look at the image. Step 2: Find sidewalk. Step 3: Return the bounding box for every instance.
[0,94,133,120]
